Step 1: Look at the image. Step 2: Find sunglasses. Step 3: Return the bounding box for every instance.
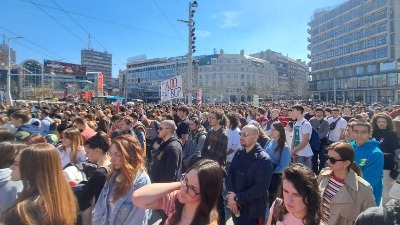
[158,127,170,131]
[325,154,346,164]
[239,132,250,137]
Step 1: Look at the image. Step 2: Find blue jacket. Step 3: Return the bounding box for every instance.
[92,171,151,225]
[349,140,383,205]
[0,168,23,213]
[264,139,291,173]
[226,143,273,221]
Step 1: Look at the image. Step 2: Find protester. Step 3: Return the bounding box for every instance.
[9,109,41,141]
[58,127,87,168]
[0,143,78,225]
[291,105,314,169]
[318,142,375,225]
[264,121,291,206]
[0,142,26,213]
[226,113,241,171]
[92,135,151,225]
[267,163,322,225]
[309,107,330,174]
[182,117,207,172]
[371,113,400,205]
[75,117,96,142]
[133,159,223,225]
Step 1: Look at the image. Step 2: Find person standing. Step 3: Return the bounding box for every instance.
[202,110,228,225]
[182,117,207,172]
[176,105,190,145]
[291,105,314,169]
[349,121,384,206]
[226,113,241,171]
[265,109,280,135]
[309,107,330,174]
[226,125,273,225]
[327,108,347,144]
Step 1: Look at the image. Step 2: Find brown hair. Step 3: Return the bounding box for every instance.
[10,109,31,124]
[327,142,363,177]
[109,135,145,203]
[0,142,27,169]
[1,143,77,225]
[60,127,84,163]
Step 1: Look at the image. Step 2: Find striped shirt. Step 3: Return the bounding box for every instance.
[322,173,345,223]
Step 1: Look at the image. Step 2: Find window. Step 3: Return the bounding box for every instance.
[376,9,387,20]
[376,47,388,58]
[364,38,375,48]
[354,42,363,51]
[356,66,364,75]
[365,51,376,61]
[354,53,364,63]
[343,45,352,54]
[364,13,375,25]
[376,22,387,33]
[367,64,377,73]
[377,0,387,7]
[377,35,387,45]
[380,61,395,71]
[387,73,398,86]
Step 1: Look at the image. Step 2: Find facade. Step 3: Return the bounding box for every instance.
[251,49,308,100]
[308,0,400,104]
[0,43,16,70]
[121,50,279,103]
[81,49,112,88]
[197,50,278,103]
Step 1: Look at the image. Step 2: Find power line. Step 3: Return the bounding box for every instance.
[48,0,125,66]
[19,0,183,41]
[151,0,186,44]
[0,25,69,61]
[27,0,87,46]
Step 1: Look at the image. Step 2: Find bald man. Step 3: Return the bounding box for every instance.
[226,125,273,225]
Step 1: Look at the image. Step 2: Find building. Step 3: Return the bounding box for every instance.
[251,49,308,100]
[197,49,278,103]
[121,49,279,103]
[0,42,16,70]
[81,49,112,88]
[308,0,400,104]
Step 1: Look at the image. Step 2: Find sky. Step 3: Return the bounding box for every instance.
[2,0,347,77]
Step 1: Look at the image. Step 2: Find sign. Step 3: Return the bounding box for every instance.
[44,60,86,76]
[160,76,183,102]
[196,89,202,105]
[253,95,259,106]
[97,72,104,94]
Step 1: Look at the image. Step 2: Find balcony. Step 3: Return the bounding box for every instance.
[307,44,311,51]
[307,37,311,42]
[307,28,311,34]
[307,54,311,59]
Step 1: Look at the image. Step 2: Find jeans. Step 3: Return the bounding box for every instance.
[293,156,313,170]
[312,139,327,174]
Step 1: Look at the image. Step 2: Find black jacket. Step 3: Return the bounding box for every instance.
[226,143,273,221]
[150,136,182,182]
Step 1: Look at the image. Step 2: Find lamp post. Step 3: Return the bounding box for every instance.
[178,1,198,105]
[6,36,23,106]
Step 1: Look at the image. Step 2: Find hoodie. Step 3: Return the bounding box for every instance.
[10,118,42,141]
[349,140,384,205]
[0,168,23,213]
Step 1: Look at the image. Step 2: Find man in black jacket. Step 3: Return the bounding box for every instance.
[226,125,273,225]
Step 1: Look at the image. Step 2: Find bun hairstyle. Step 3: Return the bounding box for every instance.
[85,131,111,153]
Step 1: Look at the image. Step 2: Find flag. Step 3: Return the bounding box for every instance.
[115,100,121,114]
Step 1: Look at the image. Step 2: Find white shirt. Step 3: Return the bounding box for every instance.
[328,117,347,142]
[226,127,241,162]
[293,119,313,157]
[58,146,87,168]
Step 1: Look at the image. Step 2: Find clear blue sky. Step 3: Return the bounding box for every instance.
[2,0,346,77]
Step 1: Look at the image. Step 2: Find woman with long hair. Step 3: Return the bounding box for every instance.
[58,127,87,168]
[257,124,271,149]
[0,143,78,225]
[133,159,224,225]
[92,134,151,225]
[0,142,26,213]
[225,113,241,171]
[267,163,322,225]
[371,113,399,205]
[264,121,291,206]
[317,142,375,225]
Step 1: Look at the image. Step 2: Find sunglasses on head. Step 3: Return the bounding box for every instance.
[325,154,346,164]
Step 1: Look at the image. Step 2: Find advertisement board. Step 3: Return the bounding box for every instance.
[160,75,183,102]
[44,60,86,76]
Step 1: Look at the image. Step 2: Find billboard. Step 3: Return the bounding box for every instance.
[86,72,104,96]
[160,75,183,102]
[44,60,86,76]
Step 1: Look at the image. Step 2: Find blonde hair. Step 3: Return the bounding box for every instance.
[2,143,77,225]
[61,127,83,163]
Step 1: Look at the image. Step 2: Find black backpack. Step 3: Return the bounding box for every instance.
[355,200,400,225]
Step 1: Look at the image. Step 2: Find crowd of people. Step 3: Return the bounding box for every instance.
[0,100,400,225]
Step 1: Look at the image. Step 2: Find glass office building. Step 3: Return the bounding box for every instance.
[308,0,400,104]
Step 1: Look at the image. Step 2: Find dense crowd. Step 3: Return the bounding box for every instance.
[0,101,400,225]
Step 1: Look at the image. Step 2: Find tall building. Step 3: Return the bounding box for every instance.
[0,43,16,70]
[81,49,112,88]
[308,0,400,104]
[251,49,308,100]
[121,49,279,103]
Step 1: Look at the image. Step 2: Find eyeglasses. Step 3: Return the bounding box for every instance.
[325,154,346,164]
[158,127,170,131]
[180,173,201,198]
[239,132,250,137]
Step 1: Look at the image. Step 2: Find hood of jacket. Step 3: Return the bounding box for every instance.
[18,118,42,134]
[350,139,380,150]
[0,168,12,187]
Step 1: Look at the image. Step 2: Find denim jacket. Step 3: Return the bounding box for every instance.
[92,170,151,225]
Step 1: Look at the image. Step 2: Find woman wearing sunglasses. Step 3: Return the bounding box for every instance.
[317,142,375,225]
[133,159,224,225]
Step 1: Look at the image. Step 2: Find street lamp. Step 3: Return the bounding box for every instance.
[6,36,23,106]
[178,1,198,105]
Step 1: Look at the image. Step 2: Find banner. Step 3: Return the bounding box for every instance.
[97,72,104,94]
[196,89,202,105]
[160,76,183,102]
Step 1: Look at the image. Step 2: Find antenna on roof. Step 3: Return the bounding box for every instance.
[88,34,92,50]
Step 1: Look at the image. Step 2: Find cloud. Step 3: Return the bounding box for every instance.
[196,30,211,38]
[214,11,241,29]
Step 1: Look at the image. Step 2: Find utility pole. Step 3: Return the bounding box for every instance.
[6,36,22,106]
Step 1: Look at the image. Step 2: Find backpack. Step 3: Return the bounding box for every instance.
[302,121,320,152]
[63,162,98,187]
[355,199,400,225]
